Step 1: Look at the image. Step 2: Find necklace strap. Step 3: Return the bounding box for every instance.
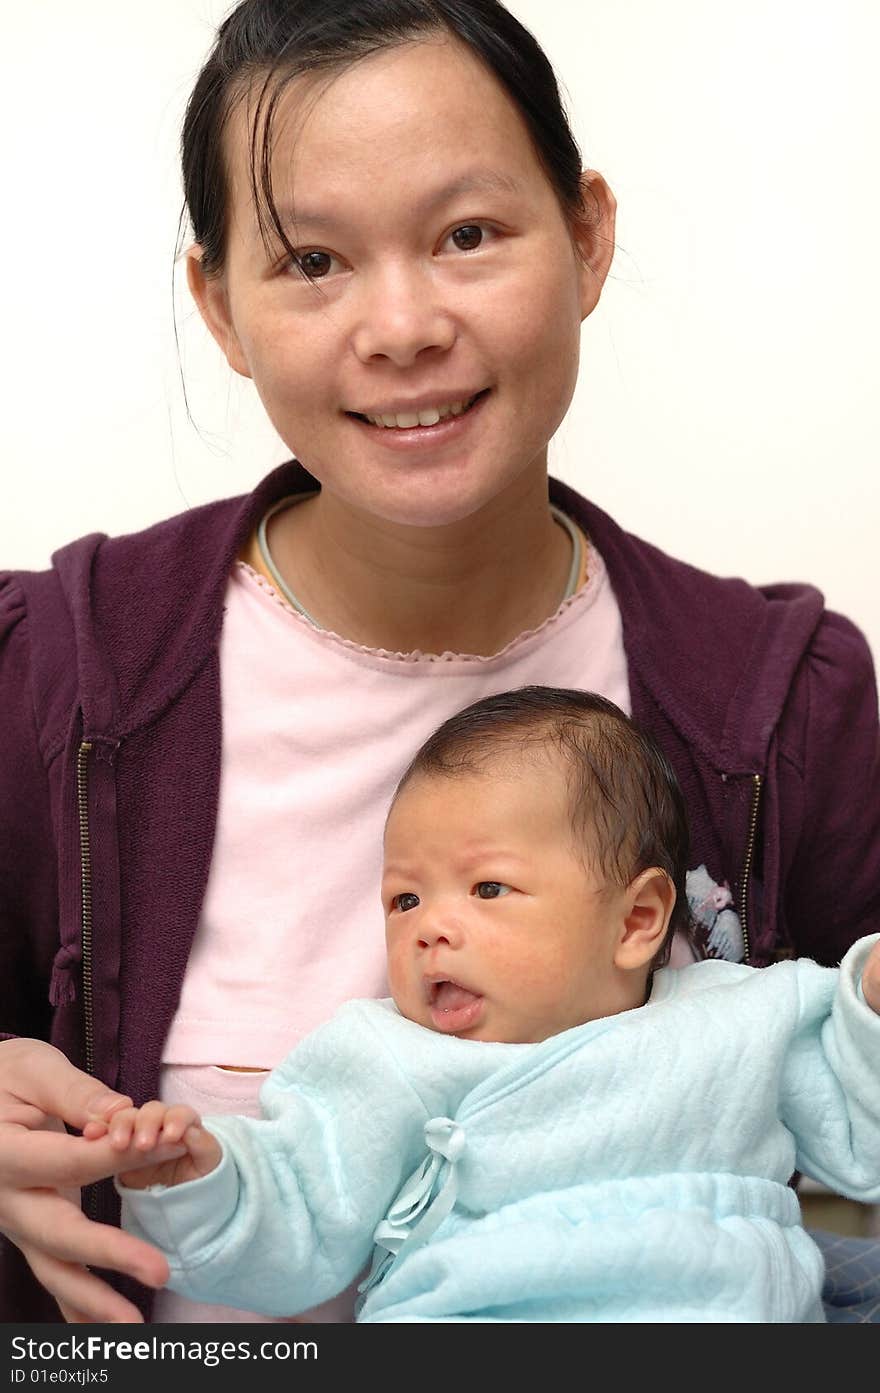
[256,493,323,627]
[255,494,586,631]
[550,504,584,602]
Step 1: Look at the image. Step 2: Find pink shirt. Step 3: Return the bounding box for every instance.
[154,543,630,1321]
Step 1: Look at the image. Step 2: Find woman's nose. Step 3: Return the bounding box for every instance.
[350,262,456,366]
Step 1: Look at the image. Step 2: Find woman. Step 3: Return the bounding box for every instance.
[1,0,878,1323]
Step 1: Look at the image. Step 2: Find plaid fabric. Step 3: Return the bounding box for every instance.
[813,1229,880,1322]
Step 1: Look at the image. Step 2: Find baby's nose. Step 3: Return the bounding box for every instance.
[416,909,462,950]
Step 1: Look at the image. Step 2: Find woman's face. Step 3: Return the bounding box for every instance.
[191,37,615,529]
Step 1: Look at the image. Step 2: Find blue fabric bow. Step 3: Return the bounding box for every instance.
[357,1116,465,1305]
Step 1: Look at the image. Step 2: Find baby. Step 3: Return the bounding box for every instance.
[87,687,880,1323]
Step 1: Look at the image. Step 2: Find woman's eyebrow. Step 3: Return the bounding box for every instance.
[277,167,524,232]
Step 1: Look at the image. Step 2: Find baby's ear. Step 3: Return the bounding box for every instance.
[613,869,676,970]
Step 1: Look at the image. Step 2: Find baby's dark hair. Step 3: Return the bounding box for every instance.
[394,687,693,968]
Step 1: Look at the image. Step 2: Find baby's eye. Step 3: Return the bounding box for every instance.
[474,882,511,900]
[288,249,343,281]
[391,892,420,913]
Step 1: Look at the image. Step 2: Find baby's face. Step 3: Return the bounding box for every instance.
[383,759,640,1043]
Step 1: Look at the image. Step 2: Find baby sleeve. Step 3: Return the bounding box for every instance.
[119,1002,431,1316]
[780,935,880,1200]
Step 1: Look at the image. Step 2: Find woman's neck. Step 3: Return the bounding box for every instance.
[265,475,574,656]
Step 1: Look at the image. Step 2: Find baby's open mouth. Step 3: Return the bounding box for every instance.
[427,978,482,1011]
[425,977,485,1034]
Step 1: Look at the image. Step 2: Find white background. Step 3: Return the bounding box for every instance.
[3,0,878,663]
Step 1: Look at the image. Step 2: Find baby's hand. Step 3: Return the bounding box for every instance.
[862,940,880,1016]
[84,1102,222,1190]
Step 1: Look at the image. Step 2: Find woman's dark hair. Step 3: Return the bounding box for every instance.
[394,686,695,969]
[180,0,590,277]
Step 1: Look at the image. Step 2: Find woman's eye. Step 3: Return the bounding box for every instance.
[290,250,339,281]
[445,224,492,254]
[474,882,511,900]
[392,892,420,913]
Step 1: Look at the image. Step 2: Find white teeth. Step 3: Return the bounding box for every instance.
[364,396,476,429]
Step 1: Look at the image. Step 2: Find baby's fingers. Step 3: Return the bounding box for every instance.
[131,1101,173,1152]
[157,1106,201,1145]
[183,1124,222,1175]
[107,1108,139,1151]
[107,1101,168,1153]
[86,1131,189,1181]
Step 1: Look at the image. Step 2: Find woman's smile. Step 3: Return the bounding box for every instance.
[204,35,609,532]
[344,388,491,452]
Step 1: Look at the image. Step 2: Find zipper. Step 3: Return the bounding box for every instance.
[76,741,95,1077]
[76,739,103,1222]
[738,773,762,965]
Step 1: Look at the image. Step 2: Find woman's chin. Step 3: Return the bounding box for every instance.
[323,461,544,534]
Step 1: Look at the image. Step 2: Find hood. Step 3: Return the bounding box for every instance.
[551,478,826,774]
[50,462,316,742]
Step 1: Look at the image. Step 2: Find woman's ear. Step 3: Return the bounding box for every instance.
[613,868,676,971]
[572,169,617,322]
[186,246,253,379]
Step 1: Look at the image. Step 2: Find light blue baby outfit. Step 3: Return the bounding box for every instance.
[120,936,880,1323]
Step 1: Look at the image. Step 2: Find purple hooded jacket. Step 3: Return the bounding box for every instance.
[2,462,879,1320]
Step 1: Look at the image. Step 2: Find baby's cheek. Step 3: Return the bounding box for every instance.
[520,948,580,1011]
[494,940,558,995]
[384,939,408,1002]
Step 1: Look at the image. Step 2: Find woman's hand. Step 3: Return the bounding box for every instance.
[861,940,880,1014]
[85,1101,221,1190]
[0,1039,181,1322]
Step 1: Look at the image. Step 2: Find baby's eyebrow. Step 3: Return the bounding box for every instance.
[381,861,416,881]
[453,847,528,872]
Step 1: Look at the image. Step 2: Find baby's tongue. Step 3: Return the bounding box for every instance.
[434,981,479,1010]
